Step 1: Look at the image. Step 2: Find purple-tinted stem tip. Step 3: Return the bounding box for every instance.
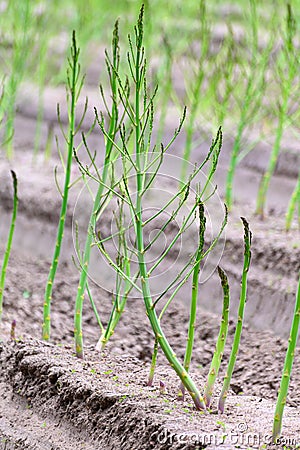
[159,381,166,394]
[194,394,207,411]
[218,397,225,414]
[205,394,212,409]
[147,374,154,387]
[10,320,16,340]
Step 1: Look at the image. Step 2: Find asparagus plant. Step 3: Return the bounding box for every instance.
[73,21,120,358]
[76,5,227,410]
[70,5,258,415]
[218,218,252,413]
[42,31,85,341]
[115,7,207,409]
[204,266,230,408]
[272,274,300,442]
[79,33,224,357]
[0,171,18,326]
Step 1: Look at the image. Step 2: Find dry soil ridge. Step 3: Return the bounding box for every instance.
[1,339,299,450]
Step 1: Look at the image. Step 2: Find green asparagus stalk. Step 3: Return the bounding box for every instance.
[42,31,82,341]
[272,274,300,442]
[204,266,230,408]
[0,171,18,325]
[218,218,252,413]
[179,200,206,400]
[74,22,119,358]
[132,6,206,410]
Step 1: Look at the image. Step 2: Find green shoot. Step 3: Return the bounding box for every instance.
[0,171,18,326]
[73,221,104,334]
[218,218,252,413]
[42,31,84,341]
[272,274,300,442]
[179,200,206,400]
[286,171,300,231]
[74,21,120,358]
[204,266,230,408]
[148,337,159,386]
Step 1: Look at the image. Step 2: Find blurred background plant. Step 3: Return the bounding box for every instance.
[0,0,298,223]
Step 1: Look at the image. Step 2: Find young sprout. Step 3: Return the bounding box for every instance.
[159,381,166,395]
[204,266,230,408]
[148,337,159,386]
[218,218,252,413]
[272,274,300,442]
[42,31,85,341]
[0,171,18,326]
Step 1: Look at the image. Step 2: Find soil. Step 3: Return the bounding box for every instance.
[0,24,300,450]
